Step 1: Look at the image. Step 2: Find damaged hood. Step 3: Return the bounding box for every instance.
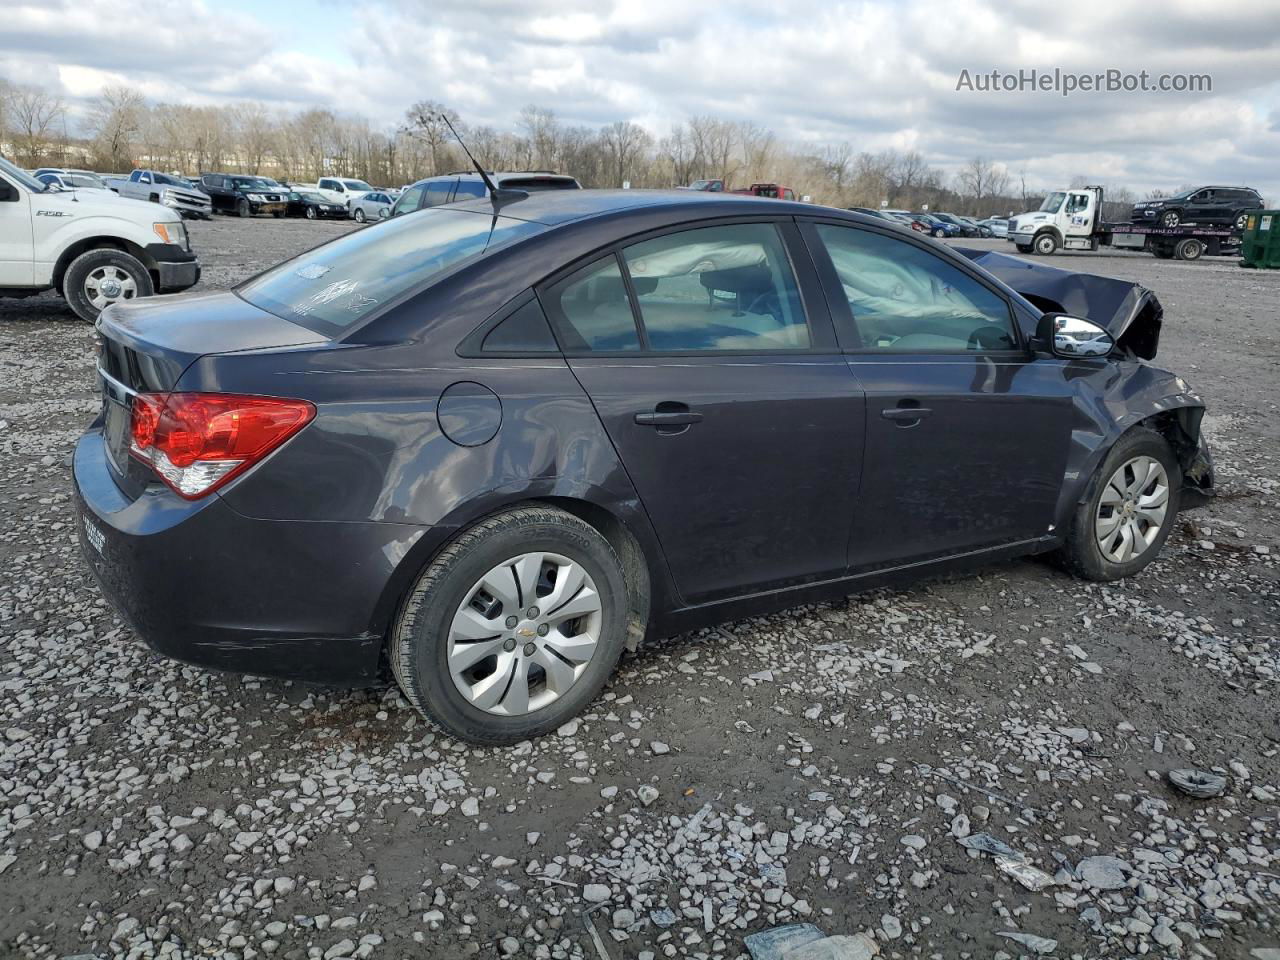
[956,248,1163,359]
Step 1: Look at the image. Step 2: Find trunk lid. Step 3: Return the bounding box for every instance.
[95,290,327,498]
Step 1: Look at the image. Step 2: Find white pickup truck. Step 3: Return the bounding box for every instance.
[116,169,213,219]
[0,154,201,322]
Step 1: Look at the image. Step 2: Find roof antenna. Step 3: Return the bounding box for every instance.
[437,113,527,207]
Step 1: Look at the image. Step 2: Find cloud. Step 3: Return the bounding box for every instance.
[3,0,1280,198]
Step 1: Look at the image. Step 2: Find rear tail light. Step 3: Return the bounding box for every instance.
[129,392,315,499]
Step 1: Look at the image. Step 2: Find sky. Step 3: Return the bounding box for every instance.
[3,0,1280,199]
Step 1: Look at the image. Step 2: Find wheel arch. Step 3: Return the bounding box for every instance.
[53,237,158,294]
[371,486,669,677]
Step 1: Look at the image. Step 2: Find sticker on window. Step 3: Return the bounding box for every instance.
[295,264,331,280]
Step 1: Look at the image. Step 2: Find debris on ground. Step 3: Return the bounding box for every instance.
[1167,766,1230,798]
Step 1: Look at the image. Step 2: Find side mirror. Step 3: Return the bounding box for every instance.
[1037,313,1114,359]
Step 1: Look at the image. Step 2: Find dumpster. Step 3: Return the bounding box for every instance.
[1239,210,1280,269]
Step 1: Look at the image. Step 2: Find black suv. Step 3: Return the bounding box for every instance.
[199,173,289,217]
[1131,186,1264,230]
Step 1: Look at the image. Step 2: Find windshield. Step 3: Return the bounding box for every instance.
[239,207,548,335]
[296,192,324,201]
[342,179,373,191]
[1038,192,1066,213]
[0,154,48,192]
[65,173,107,189]
[153,173,186,187]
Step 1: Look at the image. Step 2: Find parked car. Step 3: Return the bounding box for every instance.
[73,192,1212,743]
[348,190,396,223]
[883,209,930,232]
[730,183,797,200]
[912,213,961,238]
[685,179,726,191]
[957,216,993,238]
[980,217,1010,238]
[848,207,916,230]
[0,153,200,322]
[932,212,980,237]
[391,171,580,217]
[285,189,348,220]
[200,173,288,217]
[32,168,111,192]
[101,175,129,194]
[311,177,376,208]
[116,169,213,220]
[1130,186,1263,230]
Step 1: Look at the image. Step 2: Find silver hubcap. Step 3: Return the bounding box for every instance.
[85,265,137,309]
[1095,455,1170,563]
[448,552,602,716]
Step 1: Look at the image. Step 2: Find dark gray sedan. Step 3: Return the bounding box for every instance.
[75,190,1212,743]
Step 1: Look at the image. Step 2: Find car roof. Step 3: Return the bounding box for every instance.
[439,188,820,227]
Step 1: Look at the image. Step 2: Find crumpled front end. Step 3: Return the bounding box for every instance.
[955,247,1164,360]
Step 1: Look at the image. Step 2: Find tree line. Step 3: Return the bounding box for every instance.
[1,76,1144,216]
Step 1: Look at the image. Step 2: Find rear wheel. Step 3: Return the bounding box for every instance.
[1151,244,1175,259]
[390,506,629,744]
[63,248,154,323]
[1174,238,1204,261]
[1057,427,1180,581]
[1015,243,1033,254]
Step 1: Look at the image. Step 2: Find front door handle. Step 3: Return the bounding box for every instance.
[881,406,933,423]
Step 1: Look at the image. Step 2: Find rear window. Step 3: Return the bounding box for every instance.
[238,207,547,336]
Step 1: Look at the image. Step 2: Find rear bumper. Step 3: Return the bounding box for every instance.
[72,426,426,685]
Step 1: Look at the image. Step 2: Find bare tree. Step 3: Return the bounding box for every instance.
[956,156,1009,213]
[233,102,275,174]
[598,121,652,187]
[85,86,145,171]
[8,83,66,167]
[659,123,699,186]
[404,101,461,176]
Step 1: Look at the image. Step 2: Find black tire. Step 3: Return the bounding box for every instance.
[148,193,159,203]
[1033,231,1059,255]
[353,208,366,223]
[1234,211,1248,231]
[390,505,629,744]
[1160,209,1181,229]
[1174,238,1203,261]
[305,206,317,220]
[1056,426,1181,581]
[272,211,283,219]
[237,198,250,217]
[1015,243,1033,254]
[1151,245,1175,259]
[932,227,946,238]
[62,248,155,323]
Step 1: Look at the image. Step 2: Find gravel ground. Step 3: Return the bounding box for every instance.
[1,218,1278,960]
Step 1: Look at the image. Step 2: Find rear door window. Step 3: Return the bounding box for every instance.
[542,256,641,352]
[453,180,487,200]
[620,223,810,351]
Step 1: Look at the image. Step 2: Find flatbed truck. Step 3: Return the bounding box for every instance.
[1007,186,1240,261]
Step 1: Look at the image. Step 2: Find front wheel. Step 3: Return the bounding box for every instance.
[305,206,317,220]
[63,248,155,323]
[1160,209,1181,229]
[353,208,367,223]
[390,506,629,744]
[1057,427,1180,581]
[237,198,250,217]
[1033,232,1059,255]
[1234,211,1249,231]
[933,227,946,238]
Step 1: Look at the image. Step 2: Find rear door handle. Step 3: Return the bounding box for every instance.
[635,411,704,427]
[881,406,933,422]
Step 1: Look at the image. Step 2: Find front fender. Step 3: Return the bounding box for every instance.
[1053,362,1211,531]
